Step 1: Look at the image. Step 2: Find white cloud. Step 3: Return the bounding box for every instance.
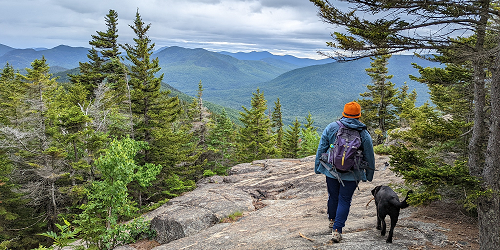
[0,0,332,59]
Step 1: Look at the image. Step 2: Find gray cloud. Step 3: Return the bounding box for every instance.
[0,0,333,59]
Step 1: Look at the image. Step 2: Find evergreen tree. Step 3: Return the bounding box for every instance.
[357,50,398,145]
[0,63,26,126]
[70,10,125,100]
[89,10,120,60]
[298,112,320,157]
[0,151,41,249]
[282,118,301,158]
[393,82,417,128]
[121,10,164,163]
[237,89,276,162]
[69,48,105,100]
[271,98,283,154]
[120,11,198,203]
[0,58,64,233]
[207,108,236,172]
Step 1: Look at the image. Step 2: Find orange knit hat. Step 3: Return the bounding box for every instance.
[342,101,361,118]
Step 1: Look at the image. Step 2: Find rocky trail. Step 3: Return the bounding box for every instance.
[117,155,478,250]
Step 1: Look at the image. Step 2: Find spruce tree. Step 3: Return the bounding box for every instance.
[188,81,209,147]
[70,10,126,100]
[4,58,63,232]
[357,50,398,145]
[271,98,284,154]
[0,63,26,126]
[393,82,417,128]
[282,118,301,158]
[237,89,276,162]
[121,10,164,163]
[207,108,236,173]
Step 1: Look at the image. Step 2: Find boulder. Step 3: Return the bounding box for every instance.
[150,205,217,244]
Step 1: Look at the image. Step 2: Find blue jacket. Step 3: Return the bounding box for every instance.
[314,117,375,182]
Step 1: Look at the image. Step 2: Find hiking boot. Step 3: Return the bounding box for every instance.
[331,229,342,243]
[329,220,334,229]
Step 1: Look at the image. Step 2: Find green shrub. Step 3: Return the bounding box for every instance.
[203,169,216,177]
[389,145,480,207]
[373,144,392,155]
[38,219,80,250]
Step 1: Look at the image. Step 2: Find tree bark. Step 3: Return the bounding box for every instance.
[479,50,500,249]
[468,0,488,175]
[468,2,495,249]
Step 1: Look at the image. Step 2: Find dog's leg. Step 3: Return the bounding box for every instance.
[376,208,381,230]
[386,213,398,243]
[380,213,387,236]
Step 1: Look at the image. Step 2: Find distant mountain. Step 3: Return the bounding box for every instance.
[0,44,15,57]
[218,50,334,67]
[205,55,440,129]
[154,46,294,96]
[0,45,88,69]
[2,43,442,129]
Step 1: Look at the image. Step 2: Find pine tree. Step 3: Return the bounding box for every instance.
[271,98,284,154]
[237,89,277,162]
[357,50,398,145]
[121,10,164,163]
[0,63,26,126]
[282,118,301,158]
[207,108,236,172]
[70,10,125,100]
[0,58,64,232]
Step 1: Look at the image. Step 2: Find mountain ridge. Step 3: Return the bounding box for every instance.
[218,50,334,67]
[0,44,89,70]
[0,43,441,129]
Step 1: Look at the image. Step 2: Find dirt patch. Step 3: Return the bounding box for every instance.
[404,200,479,249]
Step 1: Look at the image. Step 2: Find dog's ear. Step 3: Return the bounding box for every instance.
[371,186,381,196]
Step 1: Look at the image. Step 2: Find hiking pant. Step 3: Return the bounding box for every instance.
[326,176,357,233]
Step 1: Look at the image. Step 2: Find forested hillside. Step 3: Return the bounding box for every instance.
[0,42,441,129]
[153,46,293,94]
[207,55,439,128]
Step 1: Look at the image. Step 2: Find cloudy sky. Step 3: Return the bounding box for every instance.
[0,0,338,59]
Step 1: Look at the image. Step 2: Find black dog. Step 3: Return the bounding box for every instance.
[371,185,412,243]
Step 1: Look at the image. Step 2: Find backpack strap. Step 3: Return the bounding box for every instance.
[336,121,344,129]
[319,157,345,187]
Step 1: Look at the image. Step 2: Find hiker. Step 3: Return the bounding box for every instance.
[314,101,375,243]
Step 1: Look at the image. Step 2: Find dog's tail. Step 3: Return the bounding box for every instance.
[399,190,413,209]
